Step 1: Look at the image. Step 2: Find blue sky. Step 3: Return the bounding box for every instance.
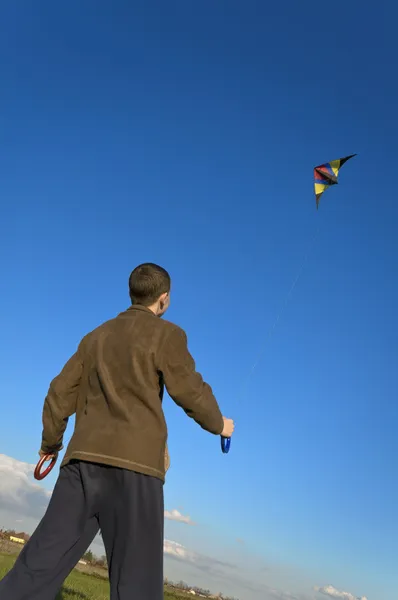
[0,2,397,599]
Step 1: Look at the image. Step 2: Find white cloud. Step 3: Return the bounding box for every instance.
[164,539,196,561]
[164,539,234,574]
[315,584,367,600]
[165,509,195,525]
[0,454,51,521]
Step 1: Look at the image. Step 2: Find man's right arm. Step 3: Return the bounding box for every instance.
[159,326,224,435]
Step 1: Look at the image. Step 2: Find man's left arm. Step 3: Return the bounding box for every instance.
[40,349,83,455]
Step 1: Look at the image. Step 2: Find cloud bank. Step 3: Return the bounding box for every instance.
[164,539,235,575]
[0,454,51,521]
[165,509,195,525]
[315,584,367,600]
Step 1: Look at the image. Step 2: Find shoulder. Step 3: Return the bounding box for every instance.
[156,319,190,356]
[158,318,187,339]
[76,314,118,351]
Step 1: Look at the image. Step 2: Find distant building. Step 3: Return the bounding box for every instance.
[9,536,25,545]
[15,532,30,541]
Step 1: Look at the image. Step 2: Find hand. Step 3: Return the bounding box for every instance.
[221,417,234,438]
[38,445,62,459]
[38,450,55,460]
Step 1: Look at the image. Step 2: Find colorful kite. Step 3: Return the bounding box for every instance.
[314,154,356,208]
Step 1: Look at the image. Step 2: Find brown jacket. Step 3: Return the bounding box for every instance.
[41,305,224,482]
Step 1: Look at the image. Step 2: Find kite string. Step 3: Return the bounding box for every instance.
[236,220,322,406]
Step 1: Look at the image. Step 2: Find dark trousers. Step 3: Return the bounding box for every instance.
[0,460,164,600]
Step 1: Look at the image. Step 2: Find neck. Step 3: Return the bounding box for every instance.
[147,301,161,316]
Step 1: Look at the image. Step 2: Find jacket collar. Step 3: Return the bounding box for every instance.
[126,304,156,316]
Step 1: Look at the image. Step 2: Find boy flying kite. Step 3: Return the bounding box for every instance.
[0,263,234,600]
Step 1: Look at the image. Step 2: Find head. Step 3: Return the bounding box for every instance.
[128,263,171,317]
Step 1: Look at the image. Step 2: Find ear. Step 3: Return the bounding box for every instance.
[159,292,169,309]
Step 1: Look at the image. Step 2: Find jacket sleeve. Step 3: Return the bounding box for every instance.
[41,349,83,453]
[159,326,224,435]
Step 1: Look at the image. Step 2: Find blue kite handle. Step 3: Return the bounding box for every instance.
[221,436,231,454]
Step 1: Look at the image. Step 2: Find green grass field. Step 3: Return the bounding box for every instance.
[0,553,187,599]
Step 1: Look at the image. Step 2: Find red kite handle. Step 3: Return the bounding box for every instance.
[34,453,57,481]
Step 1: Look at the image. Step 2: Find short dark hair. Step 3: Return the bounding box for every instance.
[128,263,171,306]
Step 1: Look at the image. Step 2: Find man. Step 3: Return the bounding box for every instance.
[0,263,234,600]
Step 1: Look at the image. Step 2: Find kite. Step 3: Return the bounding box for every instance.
[314,154,356,209]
